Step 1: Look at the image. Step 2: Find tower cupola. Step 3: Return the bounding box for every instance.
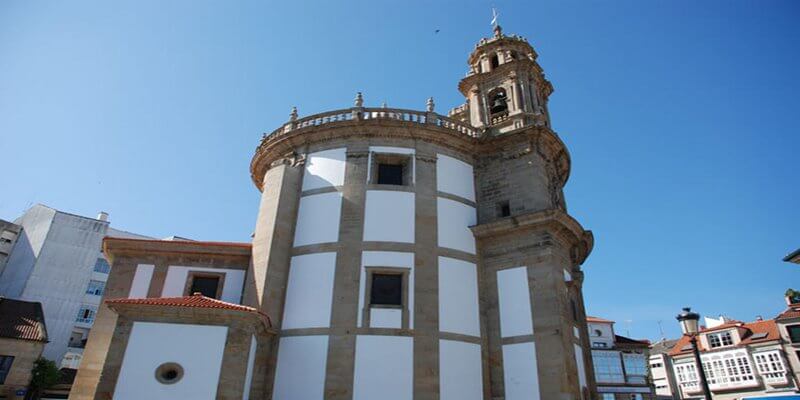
[452,25,553,133]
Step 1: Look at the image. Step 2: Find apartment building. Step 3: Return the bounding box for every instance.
[587,316,656,399]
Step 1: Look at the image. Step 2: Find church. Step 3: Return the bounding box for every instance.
[69,25,596,400]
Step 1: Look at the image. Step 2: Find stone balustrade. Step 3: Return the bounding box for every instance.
[260,106,480,148]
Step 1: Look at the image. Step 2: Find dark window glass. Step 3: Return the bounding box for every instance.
[0,356,14,384]
[490,54,499,69]
[370,274,402,306]
[571,299,578,321]
[499,202,511,217]
[190,276,220,299]
[788,325,800,343]
[377,164,404,185]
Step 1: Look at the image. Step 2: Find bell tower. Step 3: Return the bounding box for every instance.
[453,25,552,134]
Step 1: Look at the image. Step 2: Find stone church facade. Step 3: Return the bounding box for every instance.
[70,26,596,400]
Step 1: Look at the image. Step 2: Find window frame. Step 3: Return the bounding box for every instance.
[787,324,800,343]
[0,355,14,384]
[361,267,410,329]
[707,330,734,348]
[183,271,226,299]
[369,153,413,187]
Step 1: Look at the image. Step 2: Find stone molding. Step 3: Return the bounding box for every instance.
[471,208,593,266]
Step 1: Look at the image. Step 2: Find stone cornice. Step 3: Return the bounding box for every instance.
[103,237,252,263]
[471,208,593,266]
[107,302,275,335]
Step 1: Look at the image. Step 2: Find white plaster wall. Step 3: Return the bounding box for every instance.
[574,343,587,392]
[114,322,227,400]
[436,154,475,201]
[369,308,402,328]
[587,322,615,348]
[502,342,541,400]
[302,148,346,191]
[440,339,483,400]
[363,191,414,243]
[353,335,413,400]
[282,252,336,329]
[161,266,245,304]
[437,198,476,254]
[358,251,414,328]
[497,267,533,338]
[243,335,257,400]
[128,264,154,298]
[438,257,480,337]
[294,192,343,246]
[273,335,329,400]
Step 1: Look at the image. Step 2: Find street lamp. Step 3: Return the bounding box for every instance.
[676,307,713,399]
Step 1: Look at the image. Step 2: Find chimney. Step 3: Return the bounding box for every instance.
[97,212,109,222]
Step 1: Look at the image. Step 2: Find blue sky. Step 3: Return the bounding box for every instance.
[1,0,798,341]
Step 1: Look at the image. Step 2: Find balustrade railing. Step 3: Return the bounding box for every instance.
[261,106,479,144]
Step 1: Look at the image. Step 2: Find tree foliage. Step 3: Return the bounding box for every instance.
[27,358,60,400]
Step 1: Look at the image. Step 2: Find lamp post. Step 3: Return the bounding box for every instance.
[676,307,713,399]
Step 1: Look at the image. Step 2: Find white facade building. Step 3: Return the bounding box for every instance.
[0,204,150,365]
[587,316,655,400]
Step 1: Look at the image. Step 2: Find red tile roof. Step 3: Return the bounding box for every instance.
[106,294,271,327]
[776,305,800,320]
[0,298,48,342]
[586,316,614,323]
[668,319,780,356]
[615,334,651,347]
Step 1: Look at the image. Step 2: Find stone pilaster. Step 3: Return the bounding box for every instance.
[324,145,369,400]
[248,159,303,398]
[413,151,440,400]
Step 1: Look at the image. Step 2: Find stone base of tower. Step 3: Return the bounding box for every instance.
[473,209,596,400]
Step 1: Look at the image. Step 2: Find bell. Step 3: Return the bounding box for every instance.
[490,96,507,114]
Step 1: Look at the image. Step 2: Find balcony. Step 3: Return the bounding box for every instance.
[762,372,788,385]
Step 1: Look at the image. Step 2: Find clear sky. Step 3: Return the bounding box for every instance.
[1,0,798,341]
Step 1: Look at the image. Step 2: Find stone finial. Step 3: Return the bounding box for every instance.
[289,106,298,121]
[354,92,364,107]
[382,101,388,108]
[493,24,503,38]
[426,97,435,112]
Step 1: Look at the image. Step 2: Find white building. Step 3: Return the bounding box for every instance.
[668,315,799,399]
[587,316,655,400]
[0,204,149,366]
[649,339,680,399]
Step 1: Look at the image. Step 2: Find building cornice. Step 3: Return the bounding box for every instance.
[471,208,593,266]
[102,237,252,262]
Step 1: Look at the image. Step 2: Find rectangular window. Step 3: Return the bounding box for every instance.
[601,394,614,400]
[0,356,14,384]
[85,280,105,296]
[753,350,787,384]
[371,153,412,186]
[592,342,607,348]
[788,325,800,343]
[189,275,221,299]
[76,305,97,324]
[674,363,699,390]
[592,350,625,383]
[650,362,663,368]
[707,330,734,348]
[93,258,111,274]
[498,201,511,217]
[623,353,648,384]
[700,350,755,388]
[377,164,404,185]
[370,274,402,306]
